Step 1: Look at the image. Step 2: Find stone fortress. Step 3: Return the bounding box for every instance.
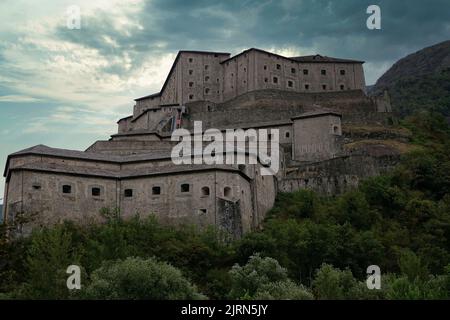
[2,48,400,238]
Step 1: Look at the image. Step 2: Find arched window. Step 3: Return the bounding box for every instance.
[201,187,210,196]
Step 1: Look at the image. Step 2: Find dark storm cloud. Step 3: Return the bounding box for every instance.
[54,0,450,80]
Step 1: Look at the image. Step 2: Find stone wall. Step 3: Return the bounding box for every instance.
[279,154,400,195]
[292,114,342,162]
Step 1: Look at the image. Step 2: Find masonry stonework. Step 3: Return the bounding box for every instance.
[2,48,393,238]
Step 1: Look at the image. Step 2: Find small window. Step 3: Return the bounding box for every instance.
[152,186,161,195]
[207,105,212,112]
[216,78,219,82]
[189,69,193,75]
[198,209,207,215]
[303,69,309,75]
[205,76,210,82]
[189,94,194,100]
[205,65,209,70]
[321,69,326,75]
[224,187,232,198]
[124,189,133,197]
[62,185,72,194]
[340,84,345,90]
[264,78,268,83]
[189,58,193,63]
[276,64,281,70]
[205,88,210,94]
[273,77,278,84]
[263,65,267,70]
[181,183,190,193]
[340,70,346,75]
[92,187,101,197]
[285,131,290,138]
[244,67,247,72]
[201,187,210,196]
[291,68,296,74]
[322,84,327,90]
[304,84,310,90]
[189,82,194,87]
[332,125,340,134]
[288,80,293,88]
[32,184,41,190]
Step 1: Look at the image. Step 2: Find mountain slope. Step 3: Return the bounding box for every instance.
[371,40,450,117]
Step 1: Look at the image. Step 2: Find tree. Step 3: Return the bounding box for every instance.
[83,257,206,300]
[228,254,313,300]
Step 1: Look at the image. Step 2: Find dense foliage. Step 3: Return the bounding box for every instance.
[387,69,450,117]
[0,112,450,299]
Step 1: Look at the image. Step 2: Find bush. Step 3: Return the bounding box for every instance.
[228,254,313,300]
[83,257,206,300]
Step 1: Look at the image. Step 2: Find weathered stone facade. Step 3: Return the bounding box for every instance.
[2,48,396,238]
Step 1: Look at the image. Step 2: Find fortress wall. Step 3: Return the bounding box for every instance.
[86,140,175,155]
[118,117,132,133]
[253,166,277,227]
[292,115,342,162]
[8,155,120,173]
[12,171,117,234]
[5,167,258,237]
[223,50,365,101]
[215,171,253,234]
[181,52,227,104]
[134,95,161,118]
[279,154,399,195]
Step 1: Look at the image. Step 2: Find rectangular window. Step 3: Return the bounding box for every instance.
[181,184,190,193]
[273,77,278,84]
[152,186,161,195]
[340,70,346,75]
[322,84,327,90]
[288,80,293,88]
[189,70,193,75]
[291,68,296,74]
[62,185,72,194]
[321,69,326,75]
[276,64,281,70]
[303,69,309,75]
[304,84,310,90]
[92,187,101,197]
[124,189,133,198]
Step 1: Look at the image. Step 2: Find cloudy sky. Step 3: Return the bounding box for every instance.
[0,0,449,202]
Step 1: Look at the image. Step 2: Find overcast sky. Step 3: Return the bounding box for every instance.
[0,0,449,202]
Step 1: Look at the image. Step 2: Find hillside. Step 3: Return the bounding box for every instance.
[370,40,450,117]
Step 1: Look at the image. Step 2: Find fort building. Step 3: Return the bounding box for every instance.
[2,48,395,238]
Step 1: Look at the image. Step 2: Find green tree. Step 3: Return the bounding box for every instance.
[83,257,206,300]
[228,254,313,300]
